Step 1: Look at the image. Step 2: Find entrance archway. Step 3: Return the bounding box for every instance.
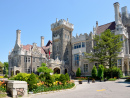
[15,70,20,75]
[65,69,67,74]
[54,68,60,74]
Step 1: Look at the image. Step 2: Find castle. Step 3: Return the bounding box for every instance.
[8,2,130,76]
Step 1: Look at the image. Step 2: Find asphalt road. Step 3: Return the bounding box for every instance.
[31,79,130,98]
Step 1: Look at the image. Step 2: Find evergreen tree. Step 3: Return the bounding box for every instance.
[92,65,97,79]
[65,73,70,81]
[76,68,81,77]
[98,64,104,78]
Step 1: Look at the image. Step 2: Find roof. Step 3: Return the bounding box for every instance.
[46,40,52,46]
[96,21,115,34]
[22,44,46,54]
[22,44,32,51]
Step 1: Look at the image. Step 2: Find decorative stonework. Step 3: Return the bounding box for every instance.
[16,88,24,96]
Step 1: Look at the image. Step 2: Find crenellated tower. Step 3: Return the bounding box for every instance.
[121,6,130,53]
[51,18,74,74]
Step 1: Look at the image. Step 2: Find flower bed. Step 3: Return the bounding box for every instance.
[125,78,130,82]
[0,80,7,97]
[108,78,117,81]
[32,80,75,93]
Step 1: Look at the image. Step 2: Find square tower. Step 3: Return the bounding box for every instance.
[51,19,74,74]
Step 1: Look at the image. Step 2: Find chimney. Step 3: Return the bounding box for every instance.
[121,6,128,18]
[96,21,98,27]
[41,36,44,47]
[16,29,21,46]
[114,2,121,25]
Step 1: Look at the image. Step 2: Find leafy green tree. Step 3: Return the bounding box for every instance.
[37,63,53,74]
[3,62,8,74]
[0,61,4,68]
[76,68,81,77]
[91,65,97,79]
[85,29,123,68]
[98,64,104,78]
[27,73,37,91]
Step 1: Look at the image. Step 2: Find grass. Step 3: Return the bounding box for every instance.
[0,91,7,98]
[108,78,117,81]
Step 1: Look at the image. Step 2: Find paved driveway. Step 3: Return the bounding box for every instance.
[31,79,130,98]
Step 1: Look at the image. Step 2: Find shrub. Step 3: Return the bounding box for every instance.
[108,78,117,81]
[45,73,54,87]
[51,74,61,81]
[13,73,30,82]
[27,73,37,91]
[91,65,97,79]
[98,64,104,78]
[59,74,66,85]
[76,68,81,77]
[104,66,123,79]
[65,73,70,81]
[4,74,8,78]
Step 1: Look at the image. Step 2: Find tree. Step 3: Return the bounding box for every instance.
[27,73,37,91]
[45,73,54,87]
[65,73,70,81]
[37,63,53,74]
[76,68,81,77]
[91,65,97,79]
[98,64,104,78]
[3,62,8,74]
[0,62,4,68]
[85,29,123,68]
[59,74,66,85]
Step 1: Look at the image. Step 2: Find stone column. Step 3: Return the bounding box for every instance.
[122,58,125,76]
[127,59,129,75]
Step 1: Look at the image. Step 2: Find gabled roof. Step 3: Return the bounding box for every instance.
[96,21,115,34]
[22,44,32,51]
[22,44,46,54]
[46,40,52,47]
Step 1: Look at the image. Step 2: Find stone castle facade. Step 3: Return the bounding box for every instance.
[9,2,130,76]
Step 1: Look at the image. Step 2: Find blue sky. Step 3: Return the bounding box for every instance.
[0,0,130,63]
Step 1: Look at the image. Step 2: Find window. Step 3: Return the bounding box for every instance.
[57,46,58,51]
[78,43,81,48]
[39,58,41,62]
[82,52,84,56]
[84,64,88,72]
[65,34,67,39]
[95,63,99,69]
[33,58,35,62]
[24,57,27,62]
[28,57,30,62]
[28,69,30,73]
[74,44,77,49]
[73,42,82,49]
[74,54,79,66]
[118,59,122,65]
[82,42,85,47]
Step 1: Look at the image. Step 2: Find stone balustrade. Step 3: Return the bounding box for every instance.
[0,79,28,98]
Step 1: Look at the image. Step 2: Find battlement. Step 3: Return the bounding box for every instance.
[71,33,92,43]
[122,6,129,18]
[51,18,74,30]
